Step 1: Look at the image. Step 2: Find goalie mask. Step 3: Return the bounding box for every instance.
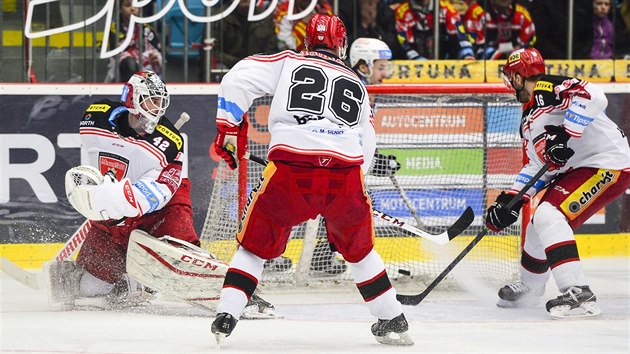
[304,14,348,59]
[121,71,170,134]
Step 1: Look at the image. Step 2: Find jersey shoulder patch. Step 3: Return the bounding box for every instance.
[154,123,183,151]
[81,99,125,130]
[141,117,184,162]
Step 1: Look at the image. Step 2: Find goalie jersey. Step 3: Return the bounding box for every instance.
[513,75,630,199]
[216,50,376,173]
[79,99,185,216]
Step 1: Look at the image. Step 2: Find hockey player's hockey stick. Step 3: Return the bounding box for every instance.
[389,174,427,228]
[1,112,192,289]
[396,162,551,306]
[239,150,474,245]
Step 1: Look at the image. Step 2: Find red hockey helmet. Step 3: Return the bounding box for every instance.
[304,14,348,59]
[503,48,546,79]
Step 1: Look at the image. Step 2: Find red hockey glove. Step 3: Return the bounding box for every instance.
[485,192,524,233]
[214,117,248,170]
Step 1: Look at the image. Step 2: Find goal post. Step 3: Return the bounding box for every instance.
[200,84,525,291]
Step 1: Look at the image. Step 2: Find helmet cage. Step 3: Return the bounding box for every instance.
[121,72,170,134]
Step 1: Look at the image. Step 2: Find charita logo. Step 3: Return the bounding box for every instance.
[568,171,615,213]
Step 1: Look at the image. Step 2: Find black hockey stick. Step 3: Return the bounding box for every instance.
[396,162,551,306]
[236,150,474,244]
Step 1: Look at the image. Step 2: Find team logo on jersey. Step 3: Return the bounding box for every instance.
[98,152,129,181]
[561,169,619,216]
[534,81,553,92]
[86,104,111,113]
[318,156,332,166]
[155,124,183,150]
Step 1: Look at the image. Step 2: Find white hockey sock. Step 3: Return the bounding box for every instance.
[348,249,402,320]
[216,247,265,319]
[520,221,550,293]
[533,202,587,291]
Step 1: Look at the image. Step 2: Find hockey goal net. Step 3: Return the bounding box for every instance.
[201,84,524,292]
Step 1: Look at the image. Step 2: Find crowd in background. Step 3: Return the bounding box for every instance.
[90,0,630,82]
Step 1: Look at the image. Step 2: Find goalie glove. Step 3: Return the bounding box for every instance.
[65,166,140,221]
[214,115,249,170]
[485,192,524,233]
[543,125,574,168]
[369,153,401,177]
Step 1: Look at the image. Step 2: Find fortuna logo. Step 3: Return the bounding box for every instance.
[567,171,615,213]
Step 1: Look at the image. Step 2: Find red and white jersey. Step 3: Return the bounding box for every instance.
[79,100,185,216]
[216,50,376,173]
[513,75,630,198]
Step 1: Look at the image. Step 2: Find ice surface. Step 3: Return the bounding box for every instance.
[1,257,628,353]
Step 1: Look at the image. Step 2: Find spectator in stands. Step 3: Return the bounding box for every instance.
[464,0,536,60]
[589,0,614,59]
[104,0,163,82]
[615,0,630,58]
[391,0,475,60]
[274,0,334,52]
[338,0,407,60]
[211,0,279,69]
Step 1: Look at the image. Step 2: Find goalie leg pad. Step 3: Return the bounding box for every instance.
[127,229,228,310]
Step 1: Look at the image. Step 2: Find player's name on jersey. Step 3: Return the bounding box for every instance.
[384,59,628,83]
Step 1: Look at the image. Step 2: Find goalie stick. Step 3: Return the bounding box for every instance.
[1,220,92,290]
[239,150,474,245]
[396,162,552,306]
[0,112,192,290]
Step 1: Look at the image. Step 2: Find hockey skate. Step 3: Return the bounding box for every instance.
[310,241,347,275]
[241,293,281,319]
[545,286,602,319]
[371,313,414,346]
[104,274,156,309]
[496,282,544,308]
[46,261,84,309]
[211,313,238,347]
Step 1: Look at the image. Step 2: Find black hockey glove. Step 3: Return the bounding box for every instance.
[485,192,525,233]
[370,153,401,177]
[543,125,574,167]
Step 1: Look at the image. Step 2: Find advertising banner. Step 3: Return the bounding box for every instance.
[0,91,218,243]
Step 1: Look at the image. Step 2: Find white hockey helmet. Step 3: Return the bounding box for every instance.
[349,38,392,69]
[121,71,169,134]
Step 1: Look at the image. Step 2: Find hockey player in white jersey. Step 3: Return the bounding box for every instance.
[349,37,394,86]
[486,48,630,319]
[211,14,413,346]
[50,72,275,317]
